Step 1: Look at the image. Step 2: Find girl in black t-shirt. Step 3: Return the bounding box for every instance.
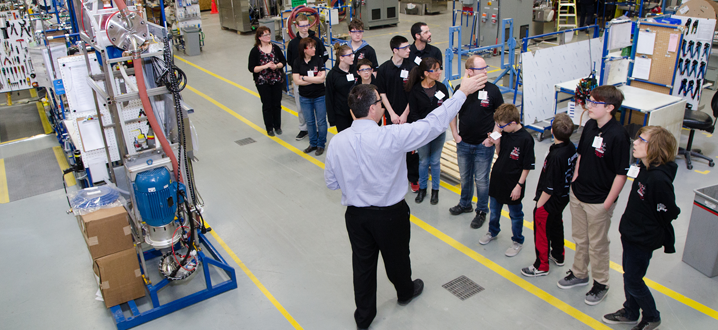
[405,57,449,205]
[292,38,328,155]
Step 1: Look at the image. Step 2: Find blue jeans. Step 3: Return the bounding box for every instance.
[456,141,495,213]
[418,131,446,190]
[299,95,327,148]
[488,196,525,244]
[622,239,660,322]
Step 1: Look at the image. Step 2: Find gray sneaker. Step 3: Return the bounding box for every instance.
[585,281,609,305]
[631,319,661,330]
[478,232,496,245]
[505,241,523,257]
[557,270,589,289]
[549,255,565,266]
[602,308,639,324]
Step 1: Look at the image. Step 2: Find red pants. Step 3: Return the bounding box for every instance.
[532,205,565,272]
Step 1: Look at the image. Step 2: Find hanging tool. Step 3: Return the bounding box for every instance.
[688,60,699,77]
[698,61,707,80]
[691,80,701,99]
[692,42,702,58]
[18,20,27,37]
[684,18,692,35]
[692,20,699,34]
[704,43,711,58]
[9,22,17,36]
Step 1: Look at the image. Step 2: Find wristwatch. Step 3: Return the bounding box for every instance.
[517,182,525,187]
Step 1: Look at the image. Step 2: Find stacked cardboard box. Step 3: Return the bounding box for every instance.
[80,206,145,308]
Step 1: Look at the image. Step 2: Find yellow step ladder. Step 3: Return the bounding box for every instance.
[556,0,578,31]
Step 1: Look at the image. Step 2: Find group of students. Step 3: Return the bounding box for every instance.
[250,17,681,330]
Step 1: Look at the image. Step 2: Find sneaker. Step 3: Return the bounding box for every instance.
[585,281,609,305]
[478,232,496,245]
[557,270,589,289]
[505,241,523,257]
[602,308,639,324]
[449,204,473,215]
[521,265,549,277]
[631,319,661,330]
[410,182,420,192]
[295,131,308,140]
[549,255,565,267]
[470,211,486,229]
[275,128,283,135]
[267,130,275,137]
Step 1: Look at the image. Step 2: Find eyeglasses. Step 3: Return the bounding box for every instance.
[341,53,355,57]
[373,99,382,106]
[350,30,364,33]
[586,99,609,108]
[427,68,442,73]
[297,23,310,28]
[498,122,514,129]
[395,44,410,50]
[469,66,489,71]
[260,34,271,38]
[358,68,372,72]
[637,135,649,143]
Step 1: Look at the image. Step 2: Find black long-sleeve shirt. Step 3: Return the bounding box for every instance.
[287,30,328,71]
[325,64,357,125]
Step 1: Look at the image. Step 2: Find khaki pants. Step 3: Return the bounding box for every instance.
[569,191,616,286]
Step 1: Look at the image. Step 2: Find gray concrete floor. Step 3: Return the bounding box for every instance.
[2,10,718,330]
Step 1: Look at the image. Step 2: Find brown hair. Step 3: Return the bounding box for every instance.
[636,126,677,167]
[348,18,364,31]
[357,59,373,70]
[494,104,521,125]
[552,113,574,142]
[298,37,317,60]
[405,57,440,92]
[295,14,309,24]
[254,26,271,47]
[591,85,624,115]
[334,43,352,61]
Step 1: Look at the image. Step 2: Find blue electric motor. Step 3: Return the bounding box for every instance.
[133,167,185,227]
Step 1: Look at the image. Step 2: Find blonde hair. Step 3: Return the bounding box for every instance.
[636,126,677,168]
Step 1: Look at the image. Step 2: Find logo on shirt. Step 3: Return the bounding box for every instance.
[510,147,520,160]
[437,100,443,106]
[542,159,548,171]
[357,53,365,60]
[480,98,490,107]
[637,182,646,200]
[657,203,667,212]
[594,142,606,158]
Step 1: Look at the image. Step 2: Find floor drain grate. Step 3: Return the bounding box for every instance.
[442,275,484,300]
[235,137,256,146]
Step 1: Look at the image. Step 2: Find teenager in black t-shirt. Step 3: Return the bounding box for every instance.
[480,104,535,259]
[521,113,577,277]
[293,38,328,156]
[356,59,376,86]
[326,44,357,132]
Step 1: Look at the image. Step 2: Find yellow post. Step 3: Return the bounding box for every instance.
[30,88,38,98]
[5,92,11,106]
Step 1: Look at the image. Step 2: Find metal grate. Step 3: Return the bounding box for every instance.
[235,137,256,146]
[442,275,484,300]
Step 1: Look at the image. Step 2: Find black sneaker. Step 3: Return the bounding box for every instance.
[631,319,661,330]
[397,279,424,306]
[470,211,486,229]
[295,131,308,140]
[602,308,638,324]
[449,204,473,215]
[275,128,283,135]
[585,281,609,305]
[267,130,275,137]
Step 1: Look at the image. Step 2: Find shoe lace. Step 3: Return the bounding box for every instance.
[563,270,575,280]
[587,284,606,296]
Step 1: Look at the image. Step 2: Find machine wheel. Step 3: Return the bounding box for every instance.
[537,133,544,142]
[709,160,715,167]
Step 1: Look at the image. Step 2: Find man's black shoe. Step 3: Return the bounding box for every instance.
[267,130,275,137]
[449,204,473,215]
[275,128,283,135]
[470,211,487,229]
[303,146,317,153]
[430,189,439,205]
[415,188,427,203]
[295,131,308,140]
[398,279,424,306]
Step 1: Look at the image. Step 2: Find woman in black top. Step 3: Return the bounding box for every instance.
[602,126,680,330]
[293,38,327,155]
[405,57,449,204]
[325,44,356,132]
[247,26,286,136]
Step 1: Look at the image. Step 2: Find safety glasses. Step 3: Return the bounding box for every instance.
[586,99,609,108]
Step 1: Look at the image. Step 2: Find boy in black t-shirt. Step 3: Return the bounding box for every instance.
[521,113,577,277]
[479,104,535,258]
[557,85,630,306]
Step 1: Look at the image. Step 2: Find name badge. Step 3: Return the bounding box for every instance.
[627,165,640,178]
[435,91,445,99]
[414,56,422,65]
[346,73,355,81]
[490,131,502,140]
[592,136,603,148]
[308,71,315,78]
[478,91,488,100]
[400,69,409,78]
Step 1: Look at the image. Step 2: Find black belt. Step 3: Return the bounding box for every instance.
[350,199,406,211]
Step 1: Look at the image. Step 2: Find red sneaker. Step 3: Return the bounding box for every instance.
[410,182,420,192]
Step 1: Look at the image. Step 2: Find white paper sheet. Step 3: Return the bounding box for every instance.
[608,22,633,50]
[697,19,715,42]
[667,34,679,52]
[636,31,656,55]
[78,119,105,152]
[633,57,652,80]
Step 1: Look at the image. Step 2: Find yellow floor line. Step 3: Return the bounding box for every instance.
[178,57,718,322]
[0,159,9,203]
[37,101,53,134]
[205,221,303,330]
[186,85,610,329]
[52,146,76,187]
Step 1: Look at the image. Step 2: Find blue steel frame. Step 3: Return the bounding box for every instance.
[110,232,238,330]
[626,21,682,94]
[443,18,519,96]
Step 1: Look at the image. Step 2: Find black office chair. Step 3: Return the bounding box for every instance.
[679,92,717,169]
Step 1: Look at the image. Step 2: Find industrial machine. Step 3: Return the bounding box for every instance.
[354,0,399,28]
[217,0,252,32]
[455,0,532,47]
[402,0,447,16]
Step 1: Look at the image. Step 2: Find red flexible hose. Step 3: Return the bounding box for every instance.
[287,5,319,39]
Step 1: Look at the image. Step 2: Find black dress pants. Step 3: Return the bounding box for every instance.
[256,82,283,132]
[345,200,414,329]
[407,151,419,185]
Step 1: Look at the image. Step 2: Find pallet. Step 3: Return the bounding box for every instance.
[440,140,498,184]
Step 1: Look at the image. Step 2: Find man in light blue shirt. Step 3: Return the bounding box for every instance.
[324,73,486,330]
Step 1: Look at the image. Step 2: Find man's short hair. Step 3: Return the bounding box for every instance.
[390,35,409,51]
[465,55,483,70]
[552,113,574,142]
[591,85,624,115]
[298,37,316,60]
[494,104,521,124]
[410,22,427,41]
[295,15,309,23]
[357,59,373,69]
[348,84,378,118]
[348,18,364,31]
[636,126,677,167]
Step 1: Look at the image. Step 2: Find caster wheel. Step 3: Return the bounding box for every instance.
[537,133,543,142]
[688,164,693,170]
[710,161,715,167]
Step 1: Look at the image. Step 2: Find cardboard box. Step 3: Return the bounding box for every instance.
[80,206,134,260]
[94,248,146,308]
